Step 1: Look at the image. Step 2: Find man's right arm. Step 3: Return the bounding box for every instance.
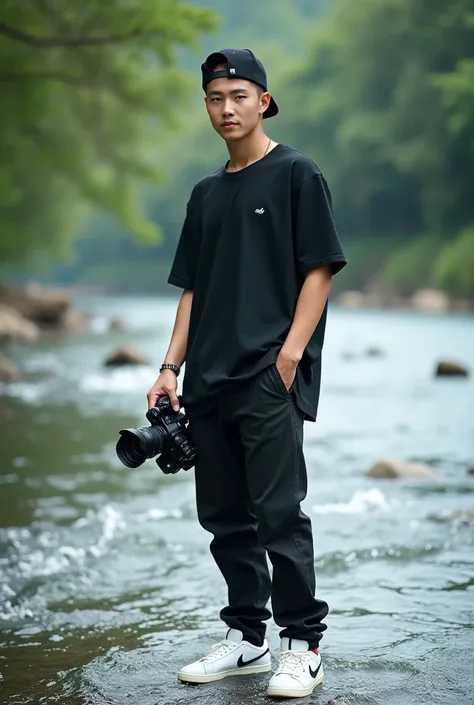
[147,289,193,411]
[149,183,201,411]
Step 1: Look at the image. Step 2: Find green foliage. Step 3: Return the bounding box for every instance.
[276,0,474,241]
[2,0,473,301]
[432,228,474,297]
[378,235,445,295]
[330,238,401,294]
[435,57,474,141]
[0,0,215,265]
[185,0,330,57]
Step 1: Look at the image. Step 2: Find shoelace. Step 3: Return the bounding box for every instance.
[275,650,312,676]
[199,639,236,663]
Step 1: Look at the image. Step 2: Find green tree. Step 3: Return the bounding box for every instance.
[276,0,474,241]
[432,227,474,297]
[0,0,215,265]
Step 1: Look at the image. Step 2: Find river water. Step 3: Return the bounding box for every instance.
[1,295,473,705]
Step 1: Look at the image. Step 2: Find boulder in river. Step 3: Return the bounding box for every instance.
[0,304,40,343]
[428,509,474,524]
[367,458,439,479]
[0,282,71,327]
[467,465,474,476]
[435,360,469,377]
[109,316,127,332]
[411,288,450,313]
[0,356,20,382]
[104,345,150,367]
[365,345,385,358]
[59,310,91,335]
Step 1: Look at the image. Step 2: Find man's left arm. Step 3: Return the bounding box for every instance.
[277,266,332,389]
[276,173,347,389]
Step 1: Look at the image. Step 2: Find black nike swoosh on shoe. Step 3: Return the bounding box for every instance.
[237,648,270,668]
[309,662,321,679]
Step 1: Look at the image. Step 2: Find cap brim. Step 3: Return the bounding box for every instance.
[263,96,279,119]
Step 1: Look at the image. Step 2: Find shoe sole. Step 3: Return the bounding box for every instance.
[178,662,271,684]
[266,667,324,698]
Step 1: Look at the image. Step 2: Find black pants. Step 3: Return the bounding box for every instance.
[189,363,328,649]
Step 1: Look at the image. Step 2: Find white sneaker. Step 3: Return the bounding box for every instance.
[267,638,323,698]
[178,628,271,683]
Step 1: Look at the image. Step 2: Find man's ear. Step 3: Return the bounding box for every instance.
[259,91,271,116]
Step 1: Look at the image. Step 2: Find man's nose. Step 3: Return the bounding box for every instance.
[222,99,235,117]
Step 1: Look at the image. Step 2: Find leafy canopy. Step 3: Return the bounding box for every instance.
[0,0,215,264]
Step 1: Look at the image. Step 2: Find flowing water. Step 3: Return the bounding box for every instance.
[1,295,473,705]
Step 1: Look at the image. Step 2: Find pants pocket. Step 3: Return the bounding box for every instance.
[270,363,292,396]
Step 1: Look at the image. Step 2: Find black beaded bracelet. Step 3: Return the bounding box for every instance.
[160,363,180,376]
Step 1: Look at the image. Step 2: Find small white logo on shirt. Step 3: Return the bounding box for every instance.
[255,207,265,215]
[229,68,236,74]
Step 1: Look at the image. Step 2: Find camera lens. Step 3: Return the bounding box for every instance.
[116,425,166,468]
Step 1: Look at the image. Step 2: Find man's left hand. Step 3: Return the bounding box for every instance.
[276,352,299,391]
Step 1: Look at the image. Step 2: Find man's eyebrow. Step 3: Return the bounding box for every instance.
[207,88,250,96]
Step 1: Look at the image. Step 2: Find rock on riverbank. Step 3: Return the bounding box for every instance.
[104,346,150,367]
[336,287,473,313]
[0,304,41,344]
[435,360,469,377]
[367,459,439,479]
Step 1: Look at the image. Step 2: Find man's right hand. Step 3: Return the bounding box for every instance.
[147,370,180,411]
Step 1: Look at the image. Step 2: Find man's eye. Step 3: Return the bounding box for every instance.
[236,95,246,100]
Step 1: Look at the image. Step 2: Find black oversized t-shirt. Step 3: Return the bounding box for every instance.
[168,144,346,421]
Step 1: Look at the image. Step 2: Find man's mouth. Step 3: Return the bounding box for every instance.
[222,122,238,127]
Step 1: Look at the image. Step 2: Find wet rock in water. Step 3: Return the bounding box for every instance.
[0,356,20,382]
[365,345,385,357]
[341,346,385,361]
[60,310,91,334]
[104,345,150,367]
[435,360,469,377]
[109,316,127,332]
[411,288,450,313]
[0,282,71,327]
[428,509,474,524]
[467,465,474,475]
[367,458,439,479]
[0,304,40,343]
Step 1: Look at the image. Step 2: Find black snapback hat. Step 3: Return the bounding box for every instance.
[201,48,279,119]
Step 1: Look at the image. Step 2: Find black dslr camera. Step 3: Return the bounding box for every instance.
[115,396,196,474]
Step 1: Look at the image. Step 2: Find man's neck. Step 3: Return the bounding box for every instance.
[226,129,272,172]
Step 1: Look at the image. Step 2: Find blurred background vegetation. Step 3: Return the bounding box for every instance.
[1,0,473,300]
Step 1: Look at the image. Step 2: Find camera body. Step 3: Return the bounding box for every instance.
[116,396,196,474]
[146,396,196,474]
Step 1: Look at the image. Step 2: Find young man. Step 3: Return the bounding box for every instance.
[147,49,347,699]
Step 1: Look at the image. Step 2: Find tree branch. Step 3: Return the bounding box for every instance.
[0,21,147,48]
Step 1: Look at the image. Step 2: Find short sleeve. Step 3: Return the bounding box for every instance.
[294,174,347,275]
[167,192,201,290]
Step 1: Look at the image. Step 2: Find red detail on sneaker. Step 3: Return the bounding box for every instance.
[311,648,319,655]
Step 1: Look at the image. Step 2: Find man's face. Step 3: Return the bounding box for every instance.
[204,66,270,141]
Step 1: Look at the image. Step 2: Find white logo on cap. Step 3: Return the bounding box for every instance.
[229,68,236,74]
